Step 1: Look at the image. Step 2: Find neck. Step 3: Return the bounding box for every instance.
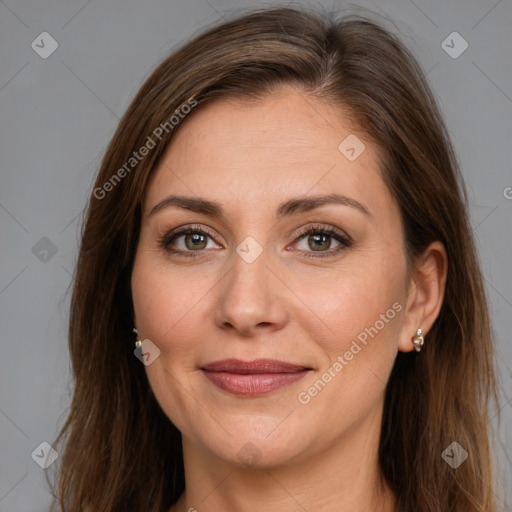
[171,408,397,512]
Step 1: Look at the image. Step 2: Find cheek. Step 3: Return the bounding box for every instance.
[295,254,405,355]
[131,252,215,432]
[131,250,217,364]
[293,251,405,418]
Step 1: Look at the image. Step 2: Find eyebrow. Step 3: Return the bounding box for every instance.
[148,193,372,219]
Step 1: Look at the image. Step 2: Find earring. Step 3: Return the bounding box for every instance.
[133,328,142,348]
[412,328,424,352]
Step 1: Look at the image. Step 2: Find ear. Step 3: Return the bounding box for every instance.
[398,241,448,352]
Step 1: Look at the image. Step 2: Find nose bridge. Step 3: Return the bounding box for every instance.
[226,235,271,307]
[213,232,288,335]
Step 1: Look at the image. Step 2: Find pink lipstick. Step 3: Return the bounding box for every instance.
[201,358,311,396]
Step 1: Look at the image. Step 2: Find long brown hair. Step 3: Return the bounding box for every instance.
[50,5,500,511]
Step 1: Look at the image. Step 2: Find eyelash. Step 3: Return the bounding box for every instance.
[158,223,352,259]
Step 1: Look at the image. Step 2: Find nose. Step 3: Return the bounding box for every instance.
[213,246,289,338]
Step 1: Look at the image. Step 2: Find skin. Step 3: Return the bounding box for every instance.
[131,86,447,512]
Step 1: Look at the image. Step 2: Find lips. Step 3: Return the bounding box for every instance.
[201,358,309,373]
[200,358,312,396]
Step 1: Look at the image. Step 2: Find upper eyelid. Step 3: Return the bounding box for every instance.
[292,224,352,242]
[163,223,351,249]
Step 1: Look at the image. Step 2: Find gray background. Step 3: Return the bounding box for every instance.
[0,0,511,510]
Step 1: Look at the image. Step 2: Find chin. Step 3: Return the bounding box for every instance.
[194,423,311,469]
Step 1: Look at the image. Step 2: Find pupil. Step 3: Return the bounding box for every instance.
[186,233,206,249]
[310,233,330,251]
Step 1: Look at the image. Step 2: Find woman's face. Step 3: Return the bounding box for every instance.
[131,87,411,467]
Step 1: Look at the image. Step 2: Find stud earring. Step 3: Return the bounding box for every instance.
[412,328,424,352]
[133,328,142,348]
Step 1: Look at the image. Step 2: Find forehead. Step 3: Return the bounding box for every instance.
[143,88,396,223]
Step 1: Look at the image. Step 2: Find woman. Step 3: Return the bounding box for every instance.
[50,5,499,511]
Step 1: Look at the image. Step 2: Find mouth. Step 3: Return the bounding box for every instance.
[200,358,312,396]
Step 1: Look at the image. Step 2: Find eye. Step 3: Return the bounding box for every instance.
[291,224,352,259]
[159,223,352,259]
[160,224,221,256]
